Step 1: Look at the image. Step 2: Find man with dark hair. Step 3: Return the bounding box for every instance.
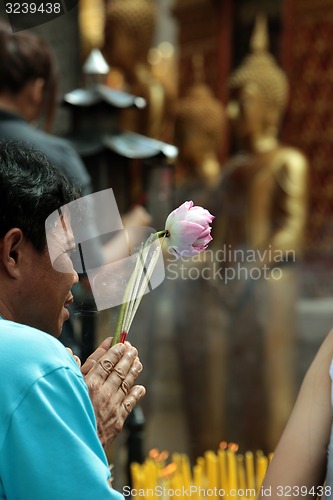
[0,141,145,499]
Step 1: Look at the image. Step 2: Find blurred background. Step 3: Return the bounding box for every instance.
[2,0,333,489]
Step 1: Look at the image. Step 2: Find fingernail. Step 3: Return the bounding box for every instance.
[134,386,146,397]
[127,348,138,359]
[135,361,143,372]
[132,361,143,374]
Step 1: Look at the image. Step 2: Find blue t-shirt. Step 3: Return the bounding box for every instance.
[0,319,123,499]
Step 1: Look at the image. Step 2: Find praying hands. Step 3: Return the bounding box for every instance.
[69,338,145,450]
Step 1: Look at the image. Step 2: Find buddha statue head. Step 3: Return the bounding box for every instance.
[227,15,289,147]
[104,0,156,75]
[175,83,225,183]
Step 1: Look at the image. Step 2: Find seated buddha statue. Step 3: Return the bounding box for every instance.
[103,0,173,141]
[210,16,308,453]
[174,82,225,202]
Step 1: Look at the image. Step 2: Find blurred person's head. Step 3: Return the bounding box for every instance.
[0,22,58,131]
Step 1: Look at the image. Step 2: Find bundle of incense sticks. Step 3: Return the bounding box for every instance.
[111,232,165,345]
[130,443,272,499]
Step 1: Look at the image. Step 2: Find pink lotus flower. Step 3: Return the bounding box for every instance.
[164,201,214,258]
[112,200,214,345]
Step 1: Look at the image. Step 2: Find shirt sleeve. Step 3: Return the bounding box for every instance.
[0,366,123,500]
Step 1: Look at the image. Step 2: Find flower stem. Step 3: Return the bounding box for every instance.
[156,230,169,239]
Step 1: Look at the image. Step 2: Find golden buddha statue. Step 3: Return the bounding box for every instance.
[174,82,225,195]
[210,15,308,453]
[103,0,173,140]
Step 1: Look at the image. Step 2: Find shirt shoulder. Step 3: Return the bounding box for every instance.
[0,319,79,375]
[0,320,83,422]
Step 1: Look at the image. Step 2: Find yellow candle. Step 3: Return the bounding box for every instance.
[144,459,157,498]
[205,451,218,496]
[163,478,171,500]
[181,454,192,491]
[172,453,187,500]
[245,451,255,496]
[227,449,238,499]
[196,457,206,488]
[237,455,245,489]
[171,471,184,500]
[193,464,203,500]
[193,463,203,488]
[130,462,142,490]
[256,455,268,495]
[218,448,228,493]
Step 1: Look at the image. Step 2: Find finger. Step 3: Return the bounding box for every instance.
[73,355,81,368]
[65,347,82,368]
[121,385,146,418]
[84,343,130,385]
[123,340,133,347]
[87,337,113,362]
[105,345,139,390]
[117,358,143,397]
[81,337,113,376]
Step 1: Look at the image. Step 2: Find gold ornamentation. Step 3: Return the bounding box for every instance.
[105,0,156,61]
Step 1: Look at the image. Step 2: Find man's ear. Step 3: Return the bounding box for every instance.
[0,228,25,278]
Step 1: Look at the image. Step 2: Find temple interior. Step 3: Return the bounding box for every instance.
[2,0,333,492]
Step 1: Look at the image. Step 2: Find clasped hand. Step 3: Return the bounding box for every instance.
[68,338,145,449]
